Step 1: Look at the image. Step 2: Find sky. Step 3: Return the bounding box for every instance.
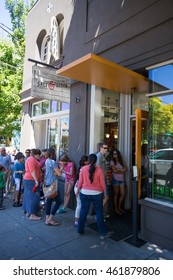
[0,0,12,38]
[0,0,34,38]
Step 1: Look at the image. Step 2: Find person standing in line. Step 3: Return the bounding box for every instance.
[74,155,89,227]
[13,153,25,207]
[0,147,11,195]
[0,164,6,210]
[39,149,47,198]
[23,148,42,220]
[24,149,31,163]
[110,149,127,215]
[9,148,17,192]
[57,154,76,214]
[44,149,62,226]
[96,142,110,218]
[76,154,112,240]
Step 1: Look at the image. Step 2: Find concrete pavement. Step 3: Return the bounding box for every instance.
[1,193,173,260]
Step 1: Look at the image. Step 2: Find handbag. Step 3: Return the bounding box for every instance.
[43,181,58,199]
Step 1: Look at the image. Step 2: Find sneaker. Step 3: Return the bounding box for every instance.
[13,202,22,207]
[99,231,114,240]
[57,208,65,214]
[74,221,78,227]
[104,214,110,219]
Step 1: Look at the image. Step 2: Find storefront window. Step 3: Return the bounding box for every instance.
[148,93,173,202]
[148,62,173,203]
[42,100,50,114]
[131,93,148,114]
[33,103,42,116]
[149,63,173,93]
[61,102,70,111]
[50,100,59,113]
[49,119,59,150]
[33,100,69,116]
[102,89,119,150]
[60,118,69,157]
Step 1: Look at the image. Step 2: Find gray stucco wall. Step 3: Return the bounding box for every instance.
[63,0,173,74]
[68,82,90,166]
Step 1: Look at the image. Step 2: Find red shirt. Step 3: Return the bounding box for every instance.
[78,165,106,193]
[24,156,42,181]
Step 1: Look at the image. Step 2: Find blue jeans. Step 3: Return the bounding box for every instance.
[77,192,107,236]
[46,192,62,216]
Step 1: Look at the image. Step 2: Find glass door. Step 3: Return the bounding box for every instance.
[135,109,149,198]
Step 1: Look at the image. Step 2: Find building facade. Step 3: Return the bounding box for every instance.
[20,0,173,249]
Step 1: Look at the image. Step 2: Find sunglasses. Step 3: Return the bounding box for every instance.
[103,147,108,149]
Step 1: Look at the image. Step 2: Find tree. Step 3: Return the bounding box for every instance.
[149,97,173,149]
[0,0,34,146]
[0,40,21,145]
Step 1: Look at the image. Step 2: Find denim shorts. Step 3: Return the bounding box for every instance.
[112,177,125,186]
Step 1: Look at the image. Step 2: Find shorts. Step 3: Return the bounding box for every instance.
[65,178,75,184]
[14,178,23,191]
[112,177,125,186]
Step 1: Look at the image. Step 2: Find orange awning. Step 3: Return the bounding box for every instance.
[56,53,148,93]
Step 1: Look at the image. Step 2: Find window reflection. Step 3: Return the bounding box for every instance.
[42,101,50,114]
[149,93,173,202]
[60,118,69,157]
[149,64,173,92]
[51,100,58,112]
[49,119,58,150]
[33,103,41,116]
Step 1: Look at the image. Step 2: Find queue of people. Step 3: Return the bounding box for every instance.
[0,143,127,240]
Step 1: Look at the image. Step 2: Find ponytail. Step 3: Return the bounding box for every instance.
[88,154,97,183]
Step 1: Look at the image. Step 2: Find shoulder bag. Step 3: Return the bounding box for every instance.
[43,181,58,199]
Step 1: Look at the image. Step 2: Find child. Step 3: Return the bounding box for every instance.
[0,164,5,210]
[13,154,25,207]
[58,154,76,213]
[74,155,88,226]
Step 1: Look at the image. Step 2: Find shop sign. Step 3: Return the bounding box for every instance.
[31,65,71,102]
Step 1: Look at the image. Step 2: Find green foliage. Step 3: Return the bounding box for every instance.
[0,40,21,139]
[0,0,34,144]
[149,97,173,148]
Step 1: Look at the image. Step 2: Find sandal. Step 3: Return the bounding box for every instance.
[46,219,59,226]
[115,210,122,215]
[119,209,126,214]
[29,215,41,220]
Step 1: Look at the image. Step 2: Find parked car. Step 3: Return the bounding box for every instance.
[149,149,173,178]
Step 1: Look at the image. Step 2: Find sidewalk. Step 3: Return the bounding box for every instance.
[1,194,173,260]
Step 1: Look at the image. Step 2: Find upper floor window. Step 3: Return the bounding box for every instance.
[50,16,60,61]
[41,36,50,63]
[37,14,64,65]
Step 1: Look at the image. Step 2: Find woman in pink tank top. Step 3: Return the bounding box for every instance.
[57,154,75,213]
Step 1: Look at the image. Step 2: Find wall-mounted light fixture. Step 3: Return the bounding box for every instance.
[76,96,80,103]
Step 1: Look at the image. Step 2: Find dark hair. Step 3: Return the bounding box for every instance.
[88,154,97,183]
[99,141,108,149]
[31,149,41,156]
[17,154,25,160]
[76,155,88,180]
[111,149,124,167]
[60,154,71,162]
[15,152,24,160]
[0,164,5,172]
[46,148,56,160]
